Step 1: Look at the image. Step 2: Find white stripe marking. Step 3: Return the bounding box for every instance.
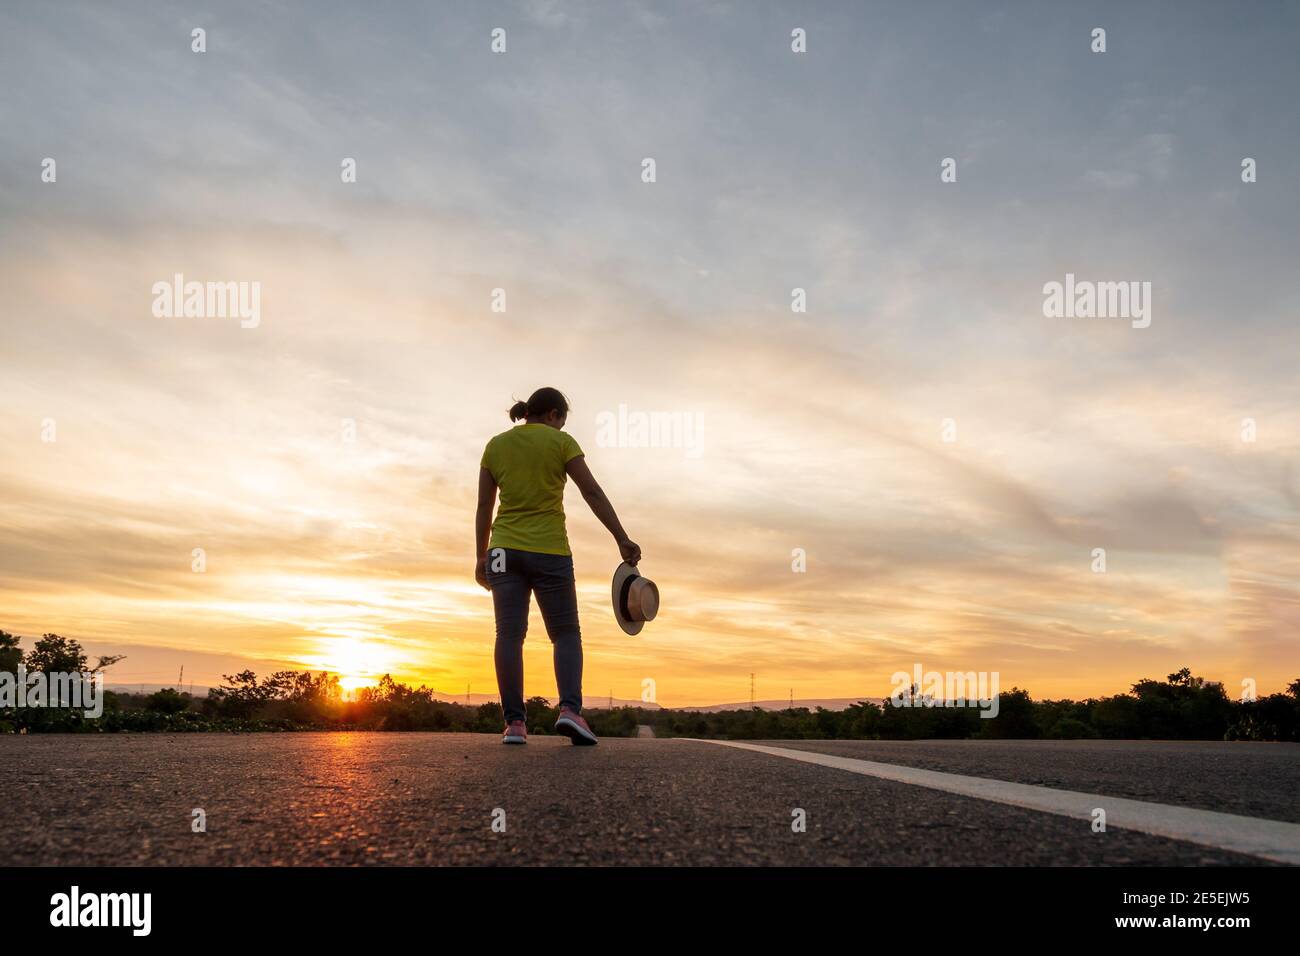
[685,739,1300,865]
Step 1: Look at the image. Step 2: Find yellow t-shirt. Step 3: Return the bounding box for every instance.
[481,424,585,556]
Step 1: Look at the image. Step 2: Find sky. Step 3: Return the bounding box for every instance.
[1,0,1297,706]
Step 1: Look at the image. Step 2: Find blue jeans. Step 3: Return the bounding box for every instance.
[487,547,582,724]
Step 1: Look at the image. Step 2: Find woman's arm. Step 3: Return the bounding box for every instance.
[475,467,497,589]
[565,456,641,565]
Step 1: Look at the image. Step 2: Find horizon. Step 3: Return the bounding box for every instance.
[4,627,1277,710]
[3,1,1298,708]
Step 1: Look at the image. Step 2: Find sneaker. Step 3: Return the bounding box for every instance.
[554,708,598,746]
[502,720,527,745]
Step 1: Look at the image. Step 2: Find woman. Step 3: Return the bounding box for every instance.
[476,387,641,746]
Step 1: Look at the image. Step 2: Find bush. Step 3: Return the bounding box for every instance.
[1046,717,1098,739]
[144,688,190,714]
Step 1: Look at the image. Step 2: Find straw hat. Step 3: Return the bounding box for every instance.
[611,561,659,635]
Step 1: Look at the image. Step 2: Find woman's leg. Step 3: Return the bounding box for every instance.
[488,548,530,724]
[532,553,583,713]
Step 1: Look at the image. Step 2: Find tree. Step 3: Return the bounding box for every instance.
[979,688,1039,739]
[25,633,86,672]
[0,631,21,674]
[525,696,557,733]
[286,671,340,703]
[207,670,284,719]
[144,687,190,714]
[24,633,123,674]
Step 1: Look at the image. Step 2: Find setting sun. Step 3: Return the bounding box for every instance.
[302,637,398,694]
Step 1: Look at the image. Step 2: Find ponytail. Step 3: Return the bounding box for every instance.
[508,400,529,421]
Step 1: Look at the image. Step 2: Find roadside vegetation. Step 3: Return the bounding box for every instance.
[3,631,1298,740]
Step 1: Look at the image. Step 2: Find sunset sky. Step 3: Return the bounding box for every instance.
[1,1,1297,706]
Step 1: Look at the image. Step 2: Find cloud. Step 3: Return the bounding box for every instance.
[1,1,1297,701]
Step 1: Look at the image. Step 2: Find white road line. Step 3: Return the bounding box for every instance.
[684,739,1300,865]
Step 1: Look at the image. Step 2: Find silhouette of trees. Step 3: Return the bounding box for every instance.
[0,631,20,674]
[2,633,1298,742]
[978,688,1038,739]
[206,670,284,719]
[0,632,125,732]
[144,687,190,714]
[24,633,124,674]
[639,670,1300,743]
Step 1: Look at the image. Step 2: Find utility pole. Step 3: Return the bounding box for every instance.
[789,688,794,709]
[178,665,184,690]
[750,673,755,708]
[609,689,613,710]
[466,683,471,705]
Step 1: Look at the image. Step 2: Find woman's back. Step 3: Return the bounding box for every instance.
[481,423,584,556]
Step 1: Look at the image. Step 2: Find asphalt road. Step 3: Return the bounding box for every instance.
[769,739,1300,824]
[2,733,1292,866]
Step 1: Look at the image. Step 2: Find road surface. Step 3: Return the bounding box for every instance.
[3,733,1295,865]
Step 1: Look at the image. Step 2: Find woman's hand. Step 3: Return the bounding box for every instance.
[618,537,641,566]
[475,556,491,591]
